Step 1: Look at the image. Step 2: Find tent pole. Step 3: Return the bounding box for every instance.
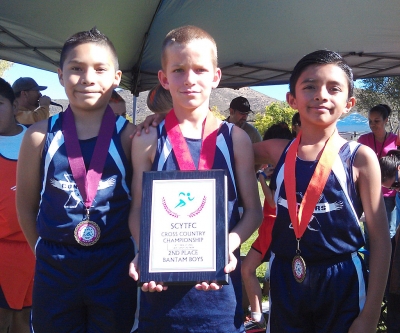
[132,94,137,125]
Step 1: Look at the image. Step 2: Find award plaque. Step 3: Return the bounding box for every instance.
[139,169,228,286]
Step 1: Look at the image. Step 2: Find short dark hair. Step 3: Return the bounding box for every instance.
[161,25,217,70]
[291,112,301,126]
[369,104,392,120]
[379,149,400,182]
[0,78,15,104]
[60,27,119,70]
[289,50,354,99]
[263,123,293,141]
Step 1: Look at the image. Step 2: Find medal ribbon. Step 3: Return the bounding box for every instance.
[284,130,341,239]
[62,105,116,209]
[165,109,218,170]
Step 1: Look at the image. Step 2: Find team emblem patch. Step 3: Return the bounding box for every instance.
[292,255,306,283]
[74,220,101,246]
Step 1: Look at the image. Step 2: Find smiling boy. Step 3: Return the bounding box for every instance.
[16,28,137,333]
[253,50,391,333]
[129,25,262,332]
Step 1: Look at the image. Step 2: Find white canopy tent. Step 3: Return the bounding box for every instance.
[1,0,400,96]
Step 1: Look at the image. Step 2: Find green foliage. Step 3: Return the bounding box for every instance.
[210,105,225,120]
[356,77,400,115]
[254,102,296,137]
[0,60,13,77]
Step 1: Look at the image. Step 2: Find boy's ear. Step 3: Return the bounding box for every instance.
[57,68,64,87]
[12,100,18,112]
[211,67,222,89]
[343,96,356,114]
[158,70,169,90]
[286,92,298,110]
[113,70,122,88]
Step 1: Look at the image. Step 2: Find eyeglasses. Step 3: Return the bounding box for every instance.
[389,170,400,190]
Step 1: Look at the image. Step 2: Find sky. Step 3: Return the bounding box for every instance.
[3,63,289,101]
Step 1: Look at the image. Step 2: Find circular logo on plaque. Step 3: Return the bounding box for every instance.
[74,220,100,246]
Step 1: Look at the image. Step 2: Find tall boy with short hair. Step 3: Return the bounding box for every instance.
[129,25,262,332]
[0,78,34,333]
[253,50,391,333]
[16,27,137,332]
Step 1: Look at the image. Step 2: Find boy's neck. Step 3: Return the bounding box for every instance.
[0,122,22,137]
[173,104,212,139]
[297,124,344,161]
[69,104,108,140]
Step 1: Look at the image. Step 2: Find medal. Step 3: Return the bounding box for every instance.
[292,239,306,283]
[63,105,115,246]
[284,130,341,282]
[74,208,100,246]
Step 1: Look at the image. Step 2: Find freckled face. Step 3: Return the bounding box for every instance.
[58,43,121,112]
[158,40,221,113]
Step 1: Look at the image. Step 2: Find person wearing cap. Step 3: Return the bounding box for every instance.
[226,96,262,144]
[12,77,51,125]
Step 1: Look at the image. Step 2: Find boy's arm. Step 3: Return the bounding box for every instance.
[229,126,263,263]
[349,145,391,333]
[195,126,263,292]
[258,174,275,208]
[128,127,165,289]
[120,122,136,161]
[253,139,289,166]
[16,121,47,252]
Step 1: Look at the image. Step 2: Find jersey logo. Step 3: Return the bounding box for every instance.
[277,192,343,232]
[50,173,116,208]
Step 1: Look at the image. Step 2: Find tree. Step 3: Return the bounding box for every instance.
[254,102,296,136]
[0,60,13,77]
[356,77,400,116]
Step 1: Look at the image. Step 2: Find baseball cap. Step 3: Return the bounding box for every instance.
[230,96,253,113]
[12,77,47,94]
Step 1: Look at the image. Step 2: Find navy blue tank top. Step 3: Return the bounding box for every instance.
[269,140,365,262]
[37,113,132,245]
[139,120,244,332]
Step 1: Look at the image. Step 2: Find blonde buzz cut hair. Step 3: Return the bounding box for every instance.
[161,25,218,70]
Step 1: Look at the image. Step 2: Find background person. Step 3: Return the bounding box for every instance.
[12,77,51,125]
[358,104,398,239]
[242,123,293,332]
[0,78,34,333]
[291,111,301,137]
[146,83,173,114]
[226,96,262,144]
[109,89,127,118]
[379,149,400,333]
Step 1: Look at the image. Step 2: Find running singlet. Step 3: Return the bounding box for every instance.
[0,125,27,241]
[139,120,244,332]
[269,141,365,262]
[36,113,132,245]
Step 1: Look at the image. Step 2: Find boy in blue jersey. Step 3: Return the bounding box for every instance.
[16,28,138,332]
[128,25,263,332]
[253,50,391,333]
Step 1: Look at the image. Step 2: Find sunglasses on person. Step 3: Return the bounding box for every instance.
[389,170,400,190]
